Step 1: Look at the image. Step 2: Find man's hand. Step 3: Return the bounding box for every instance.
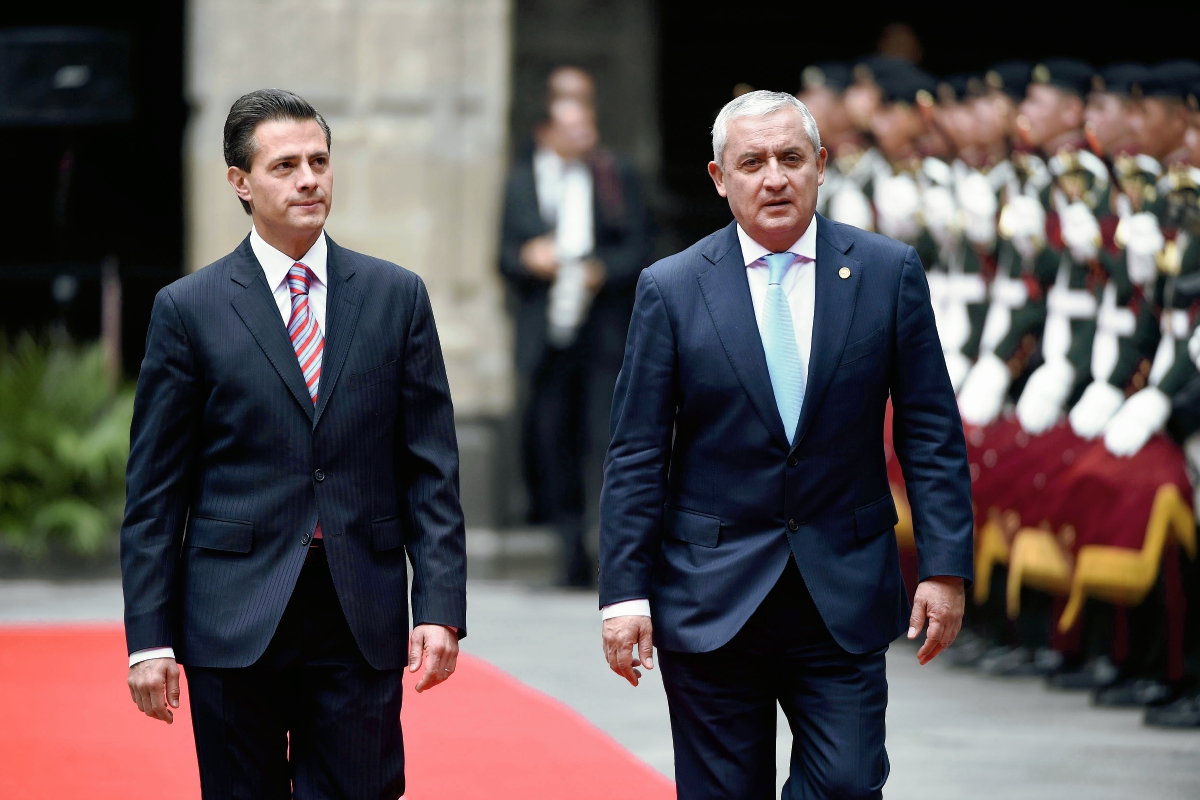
[520,235,559,280]
[409,624,459,693]
[603,615,654,687]
[128,657,181,724]
[908,576,966,665]
[584,258,607,293]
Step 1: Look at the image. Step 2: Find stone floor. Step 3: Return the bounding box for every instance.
[4,577,1199,798]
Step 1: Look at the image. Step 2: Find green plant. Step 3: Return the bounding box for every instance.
[0,335,134,558]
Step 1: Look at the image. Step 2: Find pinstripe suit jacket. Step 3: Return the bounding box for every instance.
[121,234,466,670]
[599,217,973,654]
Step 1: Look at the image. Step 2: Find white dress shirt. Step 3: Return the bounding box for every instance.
[252,226,329,330]
[602,218,819,621]
[128,227,328,668]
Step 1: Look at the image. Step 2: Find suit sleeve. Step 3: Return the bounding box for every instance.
[498,169,547,286]
[397,277,468,636]
[889,246,975,584]
[120,288,203,655]
[598,270,677,607]
[593,163,653,291]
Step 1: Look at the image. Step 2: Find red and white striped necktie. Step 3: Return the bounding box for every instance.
[287,263,324,404]
[287,263,324,541]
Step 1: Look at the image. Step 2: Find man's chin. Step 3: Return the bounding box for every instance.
[287,208,329,229]
[755,211,805,232]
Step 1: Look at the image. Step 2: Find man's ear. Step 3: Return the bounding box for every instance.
[227,166,253,206]
[816,146,828,187]
[1065,94,1085,130]
[707,160,728,198]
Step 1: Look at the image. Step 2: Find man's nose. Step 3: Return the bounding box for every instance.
[762,159,788,190]
[296,161,317,190]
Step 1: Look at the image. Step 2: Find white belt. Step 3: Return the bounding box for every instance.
[1047,286,1098,320]
[943,273,988,304]
[991,274,1028,308]
[1163,309,1190,338]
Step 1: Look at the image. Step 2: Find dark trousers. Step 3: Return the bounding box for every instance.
[521,342,591,584]
[186,547,405,800]
[659,560,889,800]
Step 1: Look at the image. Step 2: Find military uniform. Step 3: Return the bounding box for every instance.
[805,62,884,231]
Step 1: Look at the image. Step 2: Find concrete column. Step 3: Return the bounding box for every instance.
[185,0,514,422]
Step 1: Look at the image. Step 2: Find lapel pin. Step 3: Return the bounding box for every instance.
[839,266,851,279]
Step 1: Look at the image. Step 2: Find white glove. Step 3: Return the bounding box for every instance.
[1189,325,1200,369]
[1059,201,1101,263]
[944,350,972,394]
[1016,358,1075,434]
[959,352,1011,427]
[1068,380,1126,439]
[1103,387,1171,457]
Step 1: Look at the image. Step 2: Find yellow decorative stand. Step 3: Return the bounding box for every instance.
[893,486,914,550]
[1057,484,1196,632]
[1005,526,1075,619]
[975,510,1019,605]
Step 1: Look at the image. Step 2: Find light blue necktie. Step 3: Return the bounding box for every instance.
[762,252,805,443]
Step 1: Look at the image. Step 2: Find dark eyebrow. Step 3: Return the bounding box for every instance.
[269,150,329,166]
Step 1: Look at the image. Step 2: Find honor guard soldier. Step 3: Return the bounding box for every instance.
[866,64,940,263]
[1105,61,1200,458]
[1140,74,1200,727]
[799,62,880,230]
[926,74,996,389]
[1054,64,1162,443]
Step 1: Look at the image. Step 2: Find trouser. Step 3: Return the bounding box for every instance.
[522,342,590,584]
[659,560,890,800]
[186,546,405,800]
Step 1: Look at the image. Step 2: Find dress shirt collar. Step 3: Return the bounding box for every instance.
[736,216,818,267]
[250,226,328,290]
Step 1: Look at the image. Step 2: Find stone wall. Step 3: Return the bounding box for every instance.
[185,0,514,423]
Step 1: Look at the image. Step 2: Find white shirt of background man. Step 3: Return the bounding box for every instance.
[601,217,818,621]
[533,146,594,252]
[127,226,329,668]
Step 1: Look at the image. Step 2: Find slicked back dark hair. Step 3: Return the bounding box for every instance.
[223,88,331,214]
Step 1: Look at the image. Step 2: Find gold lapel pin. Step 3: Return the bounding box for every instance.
[839,266,851,279]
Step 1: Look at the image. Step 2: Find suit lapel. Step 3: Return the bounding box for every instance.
[697,222,791,450]
[793,216,862,450]
[229,236,316,423]
[313,237,363,427]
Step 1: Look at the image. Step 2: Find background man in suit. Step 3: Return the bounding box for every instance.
[122,89,466,799]
[599,91,974,799]
[499,72,651,586]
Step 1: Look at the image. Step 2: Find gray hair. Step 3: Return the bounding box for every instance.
[712,90,821,166]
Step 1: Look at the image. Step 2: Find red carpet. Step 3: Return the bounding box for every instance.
[0,625,675,799]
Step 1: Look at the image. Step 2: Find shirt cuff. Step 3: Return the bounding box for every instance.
[602,599,652,619]
[129,647,176,667]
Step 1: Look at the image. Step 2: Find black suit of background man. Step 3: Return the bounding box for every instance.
[499,75,652,585]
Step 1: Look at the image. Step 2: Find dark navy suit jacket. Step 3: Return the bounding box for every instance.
[121,234,467,671]
[599,216,973,654]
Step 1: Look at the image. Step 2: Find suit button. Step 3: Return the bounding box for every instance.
[787,519,799,532]
[788,455,799,467]
[314,469,325,482]
[301,533,312,546]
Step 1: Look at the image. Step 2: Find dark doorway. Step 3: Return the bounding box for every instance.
[0,1,186,374]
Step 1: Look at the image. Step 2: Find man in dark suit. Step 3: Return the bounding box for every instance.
[121,89,466,799]
[499,85,651,585]
[600,91,973,799]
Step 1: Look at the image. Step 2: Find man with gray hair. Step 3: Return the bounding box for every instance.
[599,90,973,798]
